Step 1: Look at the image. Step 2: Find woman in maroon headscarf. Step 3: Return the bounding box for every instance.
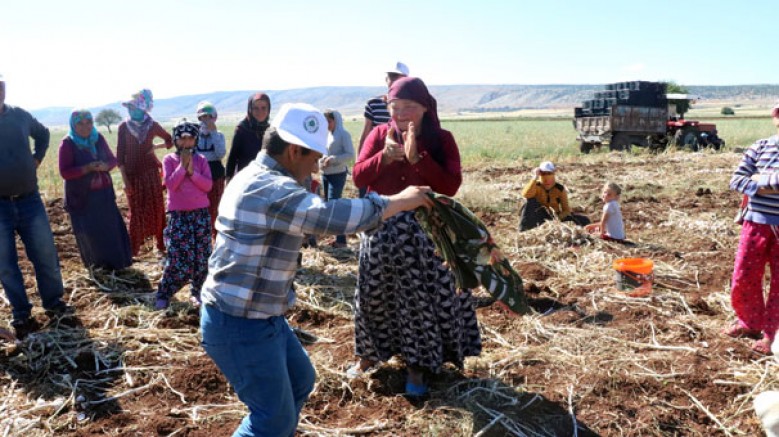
[225,93,271,180]
[351,77,482,396]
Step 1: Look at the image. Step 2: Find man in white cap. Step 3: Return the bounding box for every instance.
[199,102,432,437]
[519,160,591,231]
[357,62,409,196]
[0,74,70,340]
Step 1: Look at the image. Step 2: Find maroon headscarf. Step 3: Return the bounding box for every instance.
[237,92,271,139]
[387,76,440,130]
[386,77,445,162]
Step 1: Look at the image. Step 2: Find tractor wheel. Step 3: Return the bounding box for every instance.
[647,134,667,154]
[673,128,699,151]
[580,142,592,154]
[609,133,630,151]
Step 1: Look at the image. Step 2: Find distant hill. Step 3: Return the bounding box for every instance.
[31,84,779,127]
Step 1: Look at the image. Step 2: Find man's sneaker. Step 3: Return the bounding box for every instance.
[11,318,41,341]
[45,303,75,320]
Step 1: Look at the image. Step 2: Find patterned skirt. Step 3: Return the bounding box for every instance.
[157,208,212,300]
[126,169,166,255]
[207,177,225,239]
[354,211,482,373]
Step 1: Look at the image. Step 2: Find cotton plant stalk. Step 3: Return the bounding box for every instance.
[416,193,530,315]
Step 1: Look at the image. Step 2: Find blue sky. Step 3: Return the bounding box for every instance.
[2,0,774,109]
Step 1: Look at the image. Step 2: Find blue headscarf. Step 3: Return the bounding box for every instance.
[68,109,99,155]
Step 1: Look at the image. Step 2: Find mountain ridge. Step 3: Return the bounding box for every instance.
[30,84,779,126]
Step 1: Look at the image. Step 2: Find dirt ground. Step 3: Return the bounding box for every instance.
[1,151,777,436]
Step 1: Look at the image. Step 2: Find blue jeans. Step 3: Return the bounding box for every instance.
[323,171,348,244]
[0,191,64,321]
[200,305,316,437]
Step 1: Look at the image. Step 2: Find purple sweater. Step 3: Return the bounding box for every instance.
[163,151,212,212]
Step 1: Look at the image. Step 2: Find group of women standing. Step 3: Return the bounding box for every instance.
[58,79,483,396]
[59,89,273,273]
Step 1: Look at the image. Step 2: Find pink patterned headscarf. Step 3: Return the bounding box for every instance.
[122,89,154,112]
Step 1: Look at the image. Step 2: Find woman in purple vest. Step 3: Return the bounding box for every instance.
[59,109,132,271]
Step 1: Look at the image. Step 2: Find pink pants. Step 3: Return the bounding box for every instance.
[731,220,779,341]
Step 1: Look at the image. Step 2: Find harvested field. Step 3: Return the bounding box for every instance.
[1,151,777,436]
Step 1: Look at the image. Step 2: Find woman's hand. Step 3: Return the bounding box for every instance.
[84,161,108,173]
[181,150,193,175]
[383,185,434,219]
[402,122,420,164]
[382,128,405,166]
[757,187,779,195]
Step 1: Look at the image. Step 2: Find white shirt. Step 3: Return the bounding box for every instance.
[603,200,625,240]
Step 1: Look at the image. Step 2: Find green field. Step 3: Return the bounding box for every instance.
[38,116,775,198]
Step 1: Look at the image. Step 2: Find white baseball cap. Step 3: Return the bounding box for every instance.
[271,103,328,155]
[539,161,556,172]
[387,61,409,77]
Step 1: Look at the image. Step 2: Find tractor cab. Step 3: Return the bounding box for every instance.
[664,94,723,150]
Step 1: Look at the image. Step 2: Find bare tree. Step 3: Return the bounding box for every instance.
[95,109,122,133]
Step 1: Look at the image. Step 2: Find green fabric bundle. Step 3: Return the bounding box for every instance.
[415,193,530,315]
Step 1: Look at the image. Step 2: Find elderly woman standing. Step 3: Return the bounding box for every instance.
[59,109,131,270]
[116,89,172,256]
[352,77,482,396]
[727,104,779,354]
[225,93,271,180]
[321,109,355,248]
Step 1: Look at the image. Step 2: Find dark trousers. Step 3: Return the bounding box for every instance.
[519,199,590,231]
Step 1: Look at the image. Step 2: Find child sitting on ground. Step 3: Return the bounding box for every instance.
[519,161,591,231]
[155,120,213,310]
[586,182,625,241]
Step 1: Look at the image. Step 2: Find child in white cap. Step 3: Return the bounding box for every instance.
[519,161,591,231]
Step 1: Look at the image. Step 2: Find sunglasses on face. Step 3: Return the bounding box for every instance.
[539,171,554,176]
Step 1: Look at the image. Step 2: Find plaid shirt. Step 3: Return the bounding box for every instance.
[201,152,388,318]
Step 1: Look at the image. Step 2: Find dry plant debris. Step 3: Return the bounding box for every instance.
[0,152,776,436]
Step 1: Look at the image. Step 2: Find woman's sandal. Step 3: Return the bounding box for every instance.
[752,338,773,355]
[722,322,762,339]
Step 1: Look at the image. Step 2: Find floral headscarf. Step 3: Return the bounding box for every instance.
[172,118,200,145]
[122,89,153,112]
[416,193,530,315]
[68,109,99,155]
[122,89,154,142]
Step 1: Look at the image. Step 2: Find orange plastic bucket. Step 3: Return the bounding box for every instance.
[613,258,653,297]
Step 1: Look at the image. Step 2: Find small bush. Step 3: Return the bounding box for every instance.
[721,107,735,116]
